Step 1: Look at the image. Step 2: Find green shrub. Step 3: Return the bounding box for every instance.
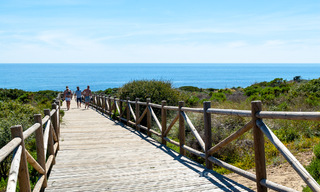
[274,127,300,143]
[186,96,199,106]
[303,142,320,191]
[210,92,226,102]
[179,86,200,92]
[0,88,26,101]
[118,80,180,106]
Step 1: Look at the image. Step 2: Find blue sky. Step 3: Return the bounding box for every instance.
[0,0,319,63]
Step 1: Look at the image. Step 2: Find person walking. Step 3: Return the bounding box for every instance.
[82,85,92,109]
[74,86,82,108]
[63,86,73,110]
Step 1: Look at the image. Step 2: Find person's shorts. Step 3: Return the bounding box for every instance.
[85,96,90,103]
[65,97,71,102]
[77,98,82,103]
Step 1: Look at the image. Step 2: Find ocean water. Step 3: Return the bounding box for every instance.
[0,63,319,92]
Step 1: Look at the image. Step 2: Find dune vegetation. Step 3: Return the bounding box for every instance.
[0,89,60,190]
[98,77,320,190]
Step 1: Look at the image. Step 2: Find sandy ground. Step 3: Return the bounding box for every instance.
[225,151,314,191]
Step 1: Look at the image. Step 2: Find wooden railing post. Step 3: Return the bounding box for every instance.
[161,100,167,145]
[101,94,105,112]
[147,98,151,137]
[203,101,212,169]
[44,109,55,165]
[34,114,47,189]
[126,97,130,126]
[51,103,58,140]
[179,101,186,156]
[10,125,31,192]
[119,98,123,123]
[135,98,140,131]
[108,95,112,115]
[99,95,102,110]
[251,101,267,192]
[103,95,107,113]
[113,97,117,118]
[54,99,61,137]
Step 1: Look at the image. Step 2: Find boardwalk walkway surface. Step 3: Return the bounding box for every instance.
[46,101,253,192]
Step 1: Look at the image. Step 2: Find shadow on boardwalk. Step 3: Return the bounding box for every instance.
[96,108,254,192]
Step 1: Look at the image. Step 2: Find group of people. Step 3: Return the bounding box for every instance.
[63,85,92,110]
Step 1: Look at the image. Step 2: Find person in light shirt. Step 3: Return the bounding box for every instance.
[74,86,82,108]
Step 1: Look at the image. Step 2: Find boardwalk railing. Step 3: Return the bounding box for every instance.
[0,94,61,192]
[91,94,320,192]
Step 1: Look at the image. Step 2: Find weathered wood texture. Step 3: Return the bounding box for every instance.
[46,101,253,192]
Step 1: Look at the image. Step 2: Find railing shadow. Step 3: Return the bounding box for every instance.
[94,108,254,192]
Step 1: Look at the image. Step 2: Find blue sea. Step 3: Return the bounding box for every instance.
[0,63,320,92]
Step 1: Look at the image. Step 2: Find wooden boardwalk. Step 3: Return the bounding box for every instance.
[46,101,253,192]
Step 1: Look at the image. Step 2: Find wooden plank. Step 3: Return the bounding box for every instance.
[136,107,148,125]
[22,123,41,140]
[164,113,179,136]
[6,145,22,192]
[179,101,186,156]
[42,115,50,125]
[128,103,136,121]
[10,125,31,192]
[251,101,267,192]
[208,121,253,155]
[181,111,205,152]
[33,175,45,192]
[256,111,320,120]
[207,108,251,117]
[0,137,21,162]
[161,100,167,145]
[34,114,47,188]
[25,150,45,175]
[181,107,204,113]
[148,106,162,132]
[135,98,140,131]
[208,156,256,182]
[43,119,51,158]
[260,179,298,192]
[203,101,212,169]
[147,98,151,137]
[149,103,161,109]
[163,106,179,111]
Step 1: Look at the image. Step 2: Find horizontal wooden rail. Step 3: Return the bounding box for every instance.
[149,103,161,109]
[23,123,41,140]
[256,111,320,120]
[181,107,203,113]
[163,106,179,111]
[0,138,22,162]
[207,108,251,117]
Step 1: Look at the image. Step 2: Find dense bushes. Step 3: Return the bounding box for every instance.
[118,80,181,106]
[244,78,290,102]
